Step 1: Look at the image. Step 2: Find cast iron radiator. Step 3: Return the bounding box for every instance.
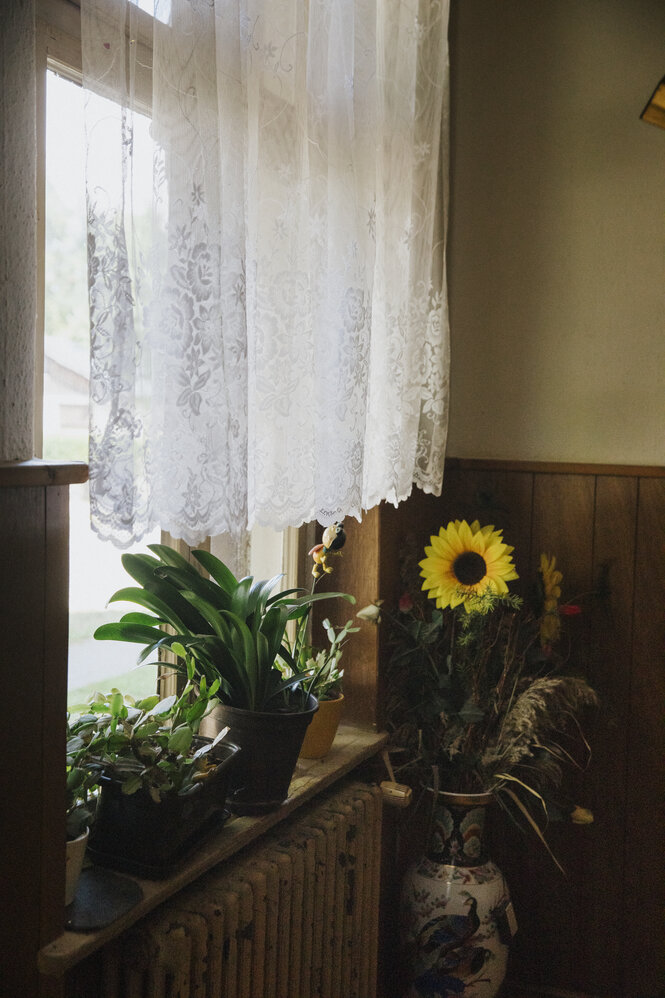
[68,779,382,998]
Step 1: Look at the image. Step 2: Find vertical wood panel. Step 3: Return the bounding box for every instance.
[507,474,597,991]
[0,467,81,998]
[1,486,46,998]
[583,476,637,992]
[530,473,596,596]
[41,486,70,949]
[623,477,665,997]
[314,508,381,726]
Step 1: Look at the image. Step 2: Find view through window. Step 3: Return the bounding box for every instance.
[43,70,160,706]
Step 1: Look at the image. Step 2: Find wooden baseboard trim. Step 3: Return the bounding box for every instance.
[445,456,665,478]
[506,986,607,998]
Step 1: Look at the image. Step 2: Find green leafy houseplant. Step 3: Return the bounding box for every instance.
[291,617,358,760]
[93,538,355,812]
[67,673,239,874]
[67,673,229,801]
[66,730,98,841]
[365,519,598,862]
[93,543,354,713]
[280,617,357,702]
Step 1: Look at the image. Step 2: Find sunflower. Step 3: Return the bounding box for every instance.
[419,520,519,613]
[539,553,563,646]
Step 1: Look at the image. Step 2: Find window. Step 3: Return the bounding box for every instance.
[42,68,161,705]
[37,4,298,704]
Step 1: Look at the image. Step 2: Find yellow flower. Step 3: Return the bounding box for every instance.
[539,553,563,646]
[419,520,518,613]
[570,805,594,825]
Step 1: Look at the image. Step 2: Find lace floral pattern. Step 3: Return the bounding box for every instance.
[82,0,450,545]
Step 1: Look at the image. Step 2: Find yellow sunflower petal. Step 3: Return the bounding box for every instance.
[420,520,518,611]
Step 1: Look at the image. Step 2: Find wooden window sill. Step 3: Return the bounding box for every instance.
[39,724,388,978]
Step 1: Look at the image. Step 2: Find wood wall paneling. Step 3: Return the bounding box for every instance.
[0,463,83,998]
[42,487,70,947]
[374,462,664,998]
[518,474,596,990]
[623,477,665,996]
[312,508,381,727]
[2,486,46,997]
[586,476,637,992]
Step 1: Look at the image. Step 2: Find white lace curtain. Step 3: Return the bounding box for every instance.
[81,0,450,547]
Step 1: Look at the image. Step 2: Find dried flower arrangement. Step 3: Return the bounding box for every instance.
[363,520,598,863]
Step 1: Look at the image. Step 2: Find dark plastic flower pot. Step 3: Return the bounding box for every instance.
[203,695,318,814]
[87,739,239,878]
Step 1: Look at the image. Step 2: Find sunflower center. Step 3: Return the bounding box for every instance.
[453,551,487,586]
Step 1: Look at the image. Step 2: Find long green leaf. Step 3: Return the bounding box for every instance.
[184,635,254,709]
[155,565,232,612]
[260,604,291,664]
[147,543,197,571]
[136,634,175,665]
[265,587,306,606]
[229,576,255,619]
[263,669,314,705]
[117,553,211,633]
[276,642,296,671]
[191,549,239,595]
[94,622,166,645]
[119,611,165,627]
[282,591,356,620]
[254,629,272,705]
[120,552,162,587]
[228,615,259,709]
[245,574,284,619]
[107,587,190,633]
[177,590,228,638]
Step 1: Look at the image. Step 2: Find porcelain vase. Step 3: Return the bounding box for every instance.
[401,790,515,998]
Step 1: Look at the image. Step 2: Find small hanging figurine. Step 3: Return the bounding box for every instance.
[309,521,346,578]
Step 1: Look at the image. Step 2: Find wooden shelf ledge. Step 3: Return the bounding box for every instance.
[0,459,88,487]
[39,724,388,978]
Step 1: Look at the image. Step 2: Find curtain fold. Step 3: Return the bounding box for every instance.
[82,0,450,547]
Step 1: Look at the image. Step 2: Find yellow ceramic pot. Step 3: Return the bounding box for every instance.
[299,694,344,759]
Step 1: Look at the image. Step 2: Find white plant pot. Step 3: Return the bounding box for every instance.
[65,827,89,906]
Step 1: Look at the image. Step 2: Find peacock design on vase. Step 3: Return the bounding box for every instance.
[401,791,515,998]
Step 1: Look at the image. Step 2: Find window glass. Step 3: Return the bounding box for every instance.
[44,70,159,706]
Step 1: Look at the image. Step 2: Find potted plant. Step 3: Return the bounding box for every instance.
[93,539,354,812]
[67,671,239,876]
[65,728,98,906]
[362,519,599,998]
[285,616,358,759]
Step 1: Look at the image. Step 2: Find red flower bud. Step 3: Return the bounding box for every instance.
[559,604,582,616]
[398,592,414,613]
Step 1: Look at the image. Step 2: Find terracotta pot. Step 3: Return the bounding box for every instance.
[65,827,89,906]
[401,789,515,998]
[299,694,344,759]
[202,695,318,814]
